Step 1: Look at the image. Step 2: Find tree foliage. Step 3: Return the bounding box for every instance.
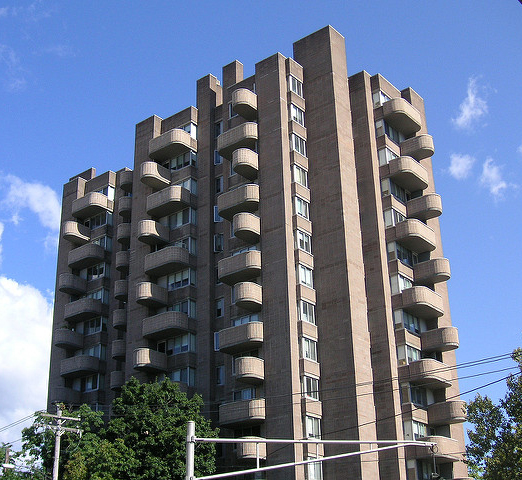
[20,378,217,480]
[466,348,522,479]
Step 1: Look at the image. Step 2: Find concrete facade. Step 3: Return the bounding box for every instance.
[48,26,469,480]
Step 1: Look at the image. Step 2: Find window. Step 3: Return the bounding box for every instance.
[84,212,112,229]
[174,177,197,195]
[81,262,110,281]
[397,344,421,366]
[410,385,428,407]
[72,374,104,393]
[377,146,399,166]
[214,150,223,165]
[232,313,259,326]
[381,179,411,203]
[181,122,197,139]
[232,245,259,256]
[161,333,196,355]
[294,196,310,219]
[214,233,224,252]
[92,235,112,251]
[290,104,305,126]
[387,242,418,267]
[215,176,223,194]
[393,310,421,334]
[215,298,224,317]
[288,75,303,97]
[412,420,428,440]
[297,264,314,288]
[301,337,318,362]
[170,367,196,386]
[383,208,406,227]
[173,236,197,255]
[228,103,238,118]
[375,119,405,145]
[307,458,323,480]
[233,387,256,401]
[216,365,225,385]
[85,288,110,304]
[214,205,223,222]
[158,269,196,290]
[298,300,316,324]
[302,376,320,400]
[96,185,115,201]
[292,164,309,188]
[79,343,106,360]
[75,317,107,335]
[214,332,220,351]
[162,150,197,171]
[215,121,223,138]
[372,90,391,108]
[390,273,413,295]
[295,229,312,253]
[290,133,307,156]
[162,208,197,229]
[305,415,321,438]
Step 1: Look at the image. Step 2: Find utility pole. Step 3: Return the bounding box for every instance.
[39,406,82,480]
[2,445,14,471]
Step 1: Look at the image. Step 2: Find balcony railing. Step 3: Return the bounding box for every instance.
[218,250,262,285]
[384,156,428,192]
[146,185,192,217]
[142,311,196,339]
[64,298,104,323]
[110,370,125,390]
[53,328,83,350]
[135,282,168,307]
[219,322,263,354]
[62,221,90,245]
[409,435,459,462]
[149,128,197,161]
[234,282,262,311]
[217,122,258,160]
[400,134,434,161]
[236,437,267,461]
[217,184,260,221]
[219,399,265,426]
[407,193,442,221]
[68,243,105,269]
[413,258,451,285]
[233,213,260,243]
[72,192,114,219]
[117,195,132,220]
[382,98,422,136]
[112,308,127,330]
[232,148,259,180]
[144,246,191,277]
[60,355,100,377]
[117,223,131,245]
[234,357,264,384]
[114,279,128,301]
[388,219,436,253]
[398,358,452,389]
[232,88,258,121]
[140,161,170,190]
[137,220,169,245]
[58,273,87,295]
[421,326,459,352]
[428,401,466,425]
[117,169,133,193]
[111,339,126,360]
[133,347,167,372]
[115,250,130,274]
[395,286,444,318]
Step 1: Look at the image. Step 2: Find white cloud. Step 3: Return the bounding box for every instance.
[452,77,488,130]
[0,276,53,445]
[480,158,512,200]
[517,143,522,156]
[1,174,61,231]
[449,153,476,180]
[0,44,26,92]
[42,44,75,58]
[0,222,4,266]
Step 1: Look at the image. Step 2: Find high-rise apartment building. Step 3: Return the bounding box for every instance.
[48,26,469,480]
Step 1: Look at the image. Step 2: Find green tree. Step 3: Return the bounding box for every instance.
[466,349,522,479]
[21,378,217,480]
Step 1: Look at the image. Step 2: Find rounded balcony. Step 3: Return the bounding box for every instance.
[236,438,267,461]
[219,398,265,427]
[68,243,105,270]
[117,169,133,193]
[400,134,435,161]
[234,282,262,311]
[117,223,131,246]
[53,328,83,350]
[407,193,442,221]
[384,156,428,192]
[135,282,168,307]
[144,245,190,277]
[428,401,466,426]
[398,358,452,389]
[217,184,260,221]
[118,195,132,220]
[114,279,128,301]
[62,221,90,245]
[140,161,171,190]
[395,286,444,318]
[72,192,114,219]
[146,185,192,217]
[49,386,81,405]
[232,88,258,121]
[115,250,130,274]
[112,308,127,330]
[110,370,125,391]
[58,273,87,296]
[233,213,260,244]
[149,128,197,161]
[218,250,261,286]
[409,435,459,463]
[232,148,259,180]
[60,355,100,378]
[421,326,459,352]
[137,220,169,246]
[382,98,422,136]
[235,357,264,384]
[111,339,126,360]
[414,258,451,285]
[133,347,167,372]
[64,298,104,323]
[387,218,436,253]
[218,321,263,354]
[217,122,258,160]
[142,311,196,340]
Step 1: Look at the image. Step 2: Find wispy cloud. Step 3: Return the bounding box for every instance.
[41,44,75,58]
[0,1,53,22]
[1,174,61,231]
[449,153,476,180]
[452,76,488,131]
[517,143,522,156]
[479,158,514,200]
[0,44,27,91]
[0,222,4,267]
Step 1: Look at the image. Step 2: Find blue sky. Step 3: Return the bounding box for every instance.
[1,0,521,449]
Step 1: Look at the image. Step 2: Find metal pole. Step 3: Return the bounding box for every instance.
[52,407,62,480]
[186,421,195,480]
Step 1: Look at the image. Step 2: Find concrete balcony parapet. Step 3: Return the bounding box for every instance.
[146,185,192,217]
[421,326,459,352]
[140,161,171,190]
[219,321,263,354]
[149,128,197,161]
[235,357,264,384]
[407,193,442,221]
[118,195,132,220]
[68,243,105,270]
[114,279,128,301]
[383,156,428,192]
[62,221,90,245]
[428,401,466,425]
[72,192,114,219]
[137,220,169,245]
[60,355,100,378]
[142,311,196,339]
[233,213,260,243]
[387,218,436,253]
[219,399,265,426]
[232,88,258,121]
[395,286,444,318]
[58,273,87,295]
[217,122,258,160]
[133,347,167,372]
[414,258,450,285]
[112,308,127,330]
[217,184,259,221]
[111,339,126,360]
[64,298,104,323]
[236,437,267,461]
[399,358,452,389]
[400,134,434,161]
[218,250,261,286]
[232,148,258,180]
[234,282,262,311]
[382,97,422,136]
[135,282,168,307]
[117,169,133,193]
[117,223,131,245]
[115,250,130,274]
[144,245,191,277]
[110,370,125,390]
[53,328,83,350]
